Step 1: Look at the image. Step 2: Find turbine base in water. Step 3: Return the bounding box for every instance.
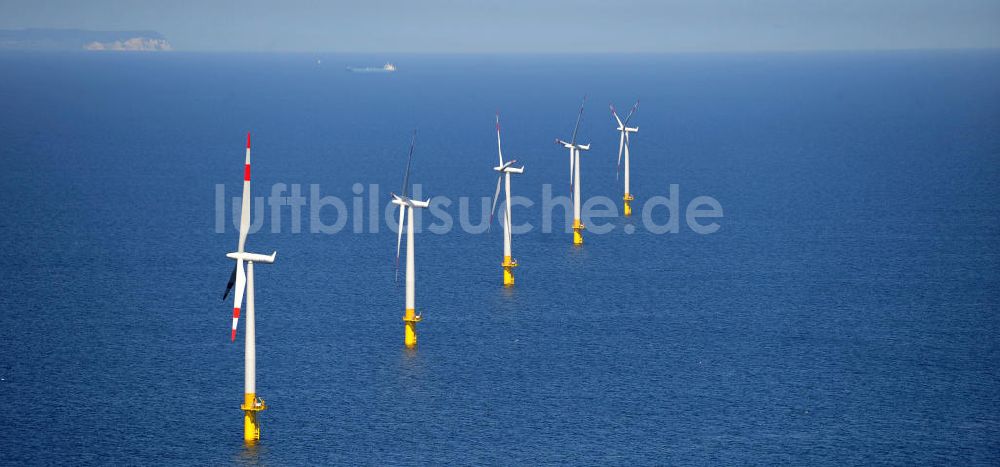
[502,256,518,286]
[623,193,634,217]
[403,308,421,348]
[241,393,266,442]
[572,219,585,245]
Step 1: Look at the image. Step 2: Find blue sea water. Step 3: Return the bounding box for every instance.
[0,50,998,464]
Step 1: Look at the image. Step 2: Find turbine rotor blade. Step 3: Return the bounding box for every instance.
[623,99,639,127]
[610,104,623,128]
[395,204,406,284]
[496,113,504,166]
[237,132,252,253]
[570,95,587,145]
[231,259,246,341]
[617,131,625,181]
[401,130,416,199]
[489,175,502,231]
[222,264,237,300]
[569,149,575,191]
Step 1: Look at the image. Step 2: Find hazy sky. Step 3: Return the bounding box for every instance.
[1,0,998,52]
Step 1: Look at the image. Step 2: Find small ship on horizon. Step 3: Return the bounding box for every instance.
[346,62,397,73]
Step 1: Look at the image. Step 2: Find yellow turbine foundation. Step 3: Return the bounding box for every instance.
[623,193,634,217]
[241,393,266,442]
[502,256,518,286]
[403,308,421,348]
[572,219,585,245]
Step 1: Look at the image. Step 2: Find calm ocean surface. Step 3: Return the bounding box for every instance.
[0,51,998,464]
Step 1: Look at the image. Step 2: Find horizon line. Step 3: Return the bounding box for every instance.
[4,46,999,56]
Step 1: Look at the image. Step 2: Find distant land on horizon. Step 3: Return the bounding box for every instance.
[0,28,172,51]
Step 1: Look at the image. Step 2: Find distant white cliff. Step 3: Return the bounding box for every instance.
[0,28,173,51]
[84,37,172,51]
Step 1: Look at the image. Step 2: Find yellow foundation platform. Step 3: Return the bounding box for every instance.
[623,193,634,217]
[572,219,585,245]
[403,308,421,348]
[502,256,518,286]
[241,393,266,442]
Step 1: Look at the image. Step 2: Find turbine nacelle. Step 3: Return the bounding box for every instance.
[494,160,524,173]
[555,139,591,151]
[226,251,277,264]
[391,194,431,209]
[617,125,639,133]
[495,165,525,174]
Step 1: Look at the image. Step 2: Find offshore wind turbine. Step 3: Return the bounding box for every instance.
[555,97,590,245]
[391,131,431,348]
[490,113,525,286]
[611,100,639,217]
[221,133,276,443]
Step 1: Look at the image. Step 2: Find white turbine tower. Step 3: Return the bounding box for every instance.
[490,113,525,286]
[391,131,431,348]
[221,132,276,443]
[611,100,639,217]
[555,97,590,245]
